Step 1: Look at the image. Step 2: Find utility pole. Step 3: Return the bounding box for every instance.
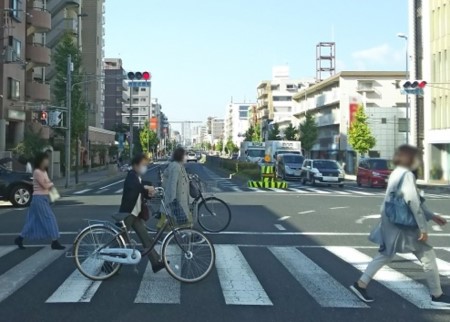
[65,55,72,188]
[129,83,133,160]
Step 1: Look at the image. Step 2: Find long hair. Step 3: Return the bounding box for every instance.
[392,145,419,169]
[33,152,49,170]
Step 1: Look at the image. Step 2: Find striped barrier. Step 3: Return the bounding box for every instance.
[260,165,276,179]
[248,180,288,189]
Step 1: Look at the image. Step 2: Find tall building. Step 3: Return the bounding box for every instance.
[224,102,253,146]
[122,80,151,128]
[210,118,224,143]
[257,66,314,140]
[413,0,450,182]
[293,71,407,174]
[0,0,52,152]
[103,58,126,130]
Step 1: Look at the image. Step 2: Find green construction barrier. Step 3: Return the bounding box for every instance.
[247,180,288,189]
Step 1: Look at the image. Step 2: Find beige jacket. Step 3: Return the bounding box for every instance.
[163,161,190,217]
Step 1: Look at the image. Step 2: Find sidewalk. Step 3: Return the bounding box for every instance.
[345,174,450,193]
[53,166,126,193]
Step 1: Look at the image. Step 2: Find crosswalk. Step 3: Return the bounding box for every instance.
[1,244,450,309]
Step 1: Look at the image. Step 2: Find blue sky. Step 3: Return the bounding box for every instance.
[105,0,408,124]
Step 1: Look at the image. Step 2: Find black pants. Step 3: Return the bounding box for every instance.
[124,215,160,266]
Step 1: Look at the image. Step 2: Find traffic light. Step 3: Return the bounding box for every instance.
[402,80,427,95]
[127,71,151,80]
[39,111,48,126]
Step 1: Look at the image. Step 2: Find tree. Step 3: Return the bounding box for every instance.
[284,123,298,140]
[139,120,159,155]
[244,126,255,141]
[268,123,281,140]
[252,124,262,142]
[348,106,376,156]
[13,126,49,160]
[215,140,224,152]
[204,142,212,150]
[225,138,237,155]
[299,112,318,156]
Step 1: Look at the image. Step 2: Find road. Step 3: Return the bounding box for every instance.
[0,162,449,322]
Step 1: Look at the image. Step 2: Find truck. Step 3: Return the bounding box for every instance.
[264,140,302,164]
[239,141,266,163]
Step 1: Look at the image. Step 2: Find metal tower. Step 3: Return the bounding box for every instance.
[316,42,336,82]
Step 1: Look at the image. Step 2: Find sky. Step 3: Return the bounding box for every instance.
[105,0,408,125]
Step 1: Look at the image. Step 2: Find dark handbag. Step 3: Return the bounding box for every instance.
[384,172,418,227]
[189,176,202,198]
[168,199,188,225]
[138,200,150,221]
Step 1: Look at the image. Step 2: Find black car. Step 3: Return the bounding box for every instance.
[0,164,33,207]
[301,159,345,187]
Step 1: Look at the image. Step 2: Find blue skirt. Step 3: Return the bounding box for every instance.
[20,195,60,240]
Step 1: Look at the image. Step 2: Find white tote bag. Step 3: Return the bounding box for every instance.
[49,187,61,203]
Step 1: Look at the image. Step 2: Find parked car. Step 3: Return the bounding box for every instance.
[0,164,33,207]
[186,151,198,162]
[276,154,305,180]
[301,159,345,187]
[357,158,393,188]
[195,151,202,160]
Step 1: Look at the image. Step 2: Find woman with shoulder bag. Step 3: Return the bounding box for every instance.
[14,152,65,250]
[350,145,450,307]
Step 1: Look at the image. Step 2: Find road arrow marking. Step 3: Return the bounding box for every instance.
[356,214,381,224]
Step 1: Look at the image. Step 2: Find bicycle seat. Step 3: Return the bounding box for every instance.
[112,212,130,222]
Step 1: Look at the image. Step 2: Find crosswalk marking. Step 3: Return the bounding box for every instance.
[0,246,16,258]
[326,246,447,310]
[334,190,351,195]
[397,253,450,279]
[269,247,368,308]
[215,245,272,306]
[289,188,307,193]
[115,188,123,194]
[304,188,330,194]
[46,258,103,303]
[0,247,64,303]
[351,190,376,196]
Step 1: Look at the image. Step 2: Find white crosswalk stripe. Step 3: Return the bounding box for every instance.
[3,245,450,309]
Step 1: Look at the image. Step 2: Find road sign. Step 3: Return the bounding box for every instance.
[48,111,63,127]
[400,88,424,95]
[118,133,124,152]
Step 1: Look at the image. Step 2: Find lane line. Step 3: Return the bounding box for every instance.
[432,225,443,232]
[397,253,450,279]
[99,179,125,190]
[73,189,92,195]
[46,258,102,303]
[298,210,316,215]
[326,246,448,310]
[274,224,286,231]
[278,216,291,221]
[0,246,16,258]
[351,190,377,196]
[330,206,350,210]
[0,247,64,303]
[115,188,123,194]
[270,247,368,308]
[215,245,272,306]
[135,254,180,304]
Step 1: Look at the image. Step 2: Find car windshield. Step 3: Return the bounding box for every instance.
[247,149,265,157]
[277,150,299,156]
[314,160,339,169]
[368,159,393,170]
[283,156,304,164]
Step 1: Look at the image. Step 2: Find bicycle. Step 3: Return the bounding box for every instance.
[147,172,232,233]
[72,187,215,283]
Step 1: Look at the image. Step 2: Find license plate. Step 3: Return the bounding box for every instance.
[294,171,301,176]
[323,176,338,182]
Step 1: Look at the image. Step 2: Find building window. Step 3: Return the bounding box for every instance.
[273,96,292,101]
[132,98,139,104]
[10,0,22,21]
[140,98,146,102]
[381,118,387,124]
[140,87,146,92]
[7,78,20,100]
[8,36,21,61]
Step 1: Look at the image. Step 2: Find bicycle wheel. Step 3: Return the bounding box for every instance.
[162,228,215,283]
[197,197,231,232]
[73,225,125,281]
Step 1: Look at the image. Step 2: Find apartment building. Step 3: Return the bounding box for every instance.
[209,118,224,144]
[103,58,126,130]
[46,0,105,128]
[224,102,253,146]
[293,71,407,174]
[413,0,450,182]
[122,80,151,128]
[257,66,314,140]
[0,0,51,152]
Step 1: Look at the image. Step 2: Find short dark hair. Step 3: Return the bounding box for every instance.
[172,147,186,162]
[33,152,49,170]
[393,144,419,168]
[131,153,147,166]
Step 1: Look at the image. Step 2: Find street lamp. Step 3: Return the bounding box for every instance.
[397,32,409,144]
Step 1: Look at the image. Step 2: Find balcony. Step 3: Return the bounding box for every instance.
[46,18,77,48]
[47,0,81,15]
[26,44,51,66]
[27,8,51,33]
[26,81,50,101]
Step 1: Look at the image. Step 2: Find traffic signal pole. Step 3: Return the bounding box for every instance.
[129,84,133,160]
[65,55,72,188]
[405,46,409,144]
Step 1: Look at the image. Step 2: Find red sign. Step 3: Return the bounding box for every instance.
[149,117,158,130]
[349,102,358,126]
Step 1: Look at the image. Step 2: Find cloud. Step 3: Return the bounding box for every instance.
[351,43,403,70]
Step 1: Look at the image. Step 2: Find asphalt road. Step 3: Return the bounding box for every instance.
[0,162,450,322]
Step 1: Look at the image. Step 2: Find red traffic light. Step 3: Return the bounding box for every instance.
[418,81,427,88]
[403,80,427,89]
[142,71,151,80]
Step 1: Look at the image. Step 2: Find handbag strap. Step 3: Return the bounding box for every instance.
[394,171,409,196]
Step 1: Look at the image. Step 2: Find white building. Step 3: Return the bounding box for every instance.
[224,103,253,146]
[122,81,151,128]
[293,71,407,174]
[257,66,314,139]
[192,125,208,145]
[209,118,225,144]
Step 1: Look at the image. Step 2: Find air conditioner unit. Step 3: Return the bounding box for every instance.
[4,47,15,62]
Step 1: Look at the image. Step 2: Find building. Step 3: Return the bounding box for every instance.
[248,105,258,127]
[293,71,407,174]
[122,80,151,128]
[46,0,105,128]
[151,98,161,137]
[257,66,314,140]
[224,102,253,146]
[192,125,207,146]
[103,58,126,130]
[412,0,450,182]
[0,0,52,152]
[210,118,224,143]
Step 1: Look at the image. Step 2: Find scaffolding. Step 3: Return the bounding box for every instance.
[316,42,336,82]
